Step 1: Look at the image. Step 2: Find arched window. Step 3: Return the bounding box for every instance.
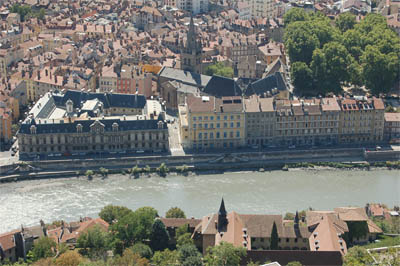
[30,125,37,134]
[112,122,119,132]
[76,124,83,133]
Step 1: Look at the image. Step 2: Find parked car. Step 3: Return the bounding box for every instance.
[288,145,296,149]
[136,150,144,153]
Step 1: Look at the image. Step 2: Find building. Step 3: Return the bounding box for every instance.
[237,2,251,20]
[384,112,400,143]
[0,231,17,263]
[176,0,208,14]
[274,98,341,147]
[246,0,279,18]
[179,95,245,150]
[237,55,267,80]
[0,107,12,150]
[193,199,311,254]
[244,96,276,147]
[0,47,24,78]
[338,97,385,144]
[180,17,203,74]
[18,91,169,158]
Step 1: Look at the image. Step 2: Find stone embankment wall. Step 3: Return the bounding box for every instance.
[0,148,398,183]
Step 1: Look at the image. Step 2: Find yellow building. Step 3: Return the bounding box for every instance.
[0,108,12,147]
[179,95,245,150]
[338,97,385,143]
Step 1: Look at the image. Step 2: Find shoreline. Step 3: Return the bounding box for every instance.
[0,160,399,184]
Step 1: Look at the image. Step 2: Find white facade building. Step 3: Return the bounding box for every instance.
[177,0,208,14]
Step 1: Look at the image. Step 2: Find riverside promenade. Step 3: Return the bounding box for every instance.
[1,146,399,183]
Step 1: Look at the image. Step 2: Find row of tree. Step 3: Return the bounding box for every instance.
[10,4,46,22]
[285,9,400,96]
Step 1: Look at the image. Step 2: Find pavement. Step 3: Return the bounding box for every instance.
[166,115,185,156]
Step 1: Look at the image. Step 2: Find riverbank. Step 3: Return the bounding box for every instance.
[1,147,399,183]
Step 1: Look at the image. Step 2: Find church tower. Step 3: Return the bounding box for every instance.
[217,198,228,232]
[181,16,202,74]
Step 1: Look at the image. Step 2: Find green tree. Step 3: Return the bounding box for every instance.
[111,207,157,250]
[130,165,141,178]
[361,45,399,95]
[336,13,356,33]
[85,170,94,178]
[285,21,320,64]
[37,8,45,20]
[76,225,110,259]
[270,222,279,250]
[131,243,153,259]
[290,62,313,95]
[343,246,374,265]
[150,219,170,251]
[175,224,194,248]
[99,167,108,178]
[113,249,150,266]
[99,205,133,225]
[55,251,83,266]
[10,4,32,21]
[284,212,295,220]
[283,8,309,26]
[204,242,247,266]
[157,163,169,176]
[31,237,57,262]
[287,262,303,266]
[151,249,179,266]
[178,244,202,266]
[166,207,186,218]
[204,62,234,78]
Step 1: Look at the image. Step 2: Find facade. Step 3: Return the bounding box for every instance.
[0,47,23,78]
[177,0,208,14]
[247,0,279,18]
[245,96,276,147]
[0,107,12,149]
[384,112,400,143]
[338,97,385,144]
[179,95,245,150]
[18,91,168,157]
[180,17,203,74]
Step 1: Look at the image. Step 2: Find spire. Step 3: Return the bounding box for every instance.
[219,197,227,216]
[295,211,299,224]
[218,198,228,231]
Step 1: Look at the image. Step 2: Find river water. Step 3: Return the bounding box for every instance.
[0,169,399,233]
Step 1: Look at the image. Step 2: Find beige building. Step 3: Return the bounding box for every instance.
[338,97,385,144]
[179,95,245,150]
[0,47,24,78]
[384,112,400,143]
[244,95,276,147]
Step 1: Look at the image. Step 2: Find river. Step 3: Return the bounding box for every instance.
[0,169,399,233]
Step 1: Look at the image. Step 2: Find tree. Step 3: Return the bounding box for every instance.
[204,62,234,78]
[10,4,32,21]
[99,205,133,225]
[111,207,157,250]
[150,219,170,251]
[32,258,54,266]
[270,222,279,250]
[55,251,83,266]
[336,13,356,33]
[166,207,186,218]
[151,249,179,266]
[131,165,141,178]
[343,246,374,265]
[283,8,309,26]
[361,45,399,95]
[76,225,110,259]
[204,242,247,266]
[85,170,94,178]
[37,8,46,20]
[99,167,108,178]
[178,244,202,266]
[157,163,169,176]
[175,224,194,248]
[284,212,295,220]
[31,237,56,262]
[287,262,303,266]
[113,249,150,266]
[290,62,313,95]
[285,21,320,64]
[131,243,153,259]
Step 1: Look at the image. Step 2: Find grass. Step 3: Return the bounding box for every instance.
[363,235,400,249]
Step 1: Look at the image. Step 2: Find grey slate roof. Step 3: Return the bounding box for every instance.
[56,90,146,109]
[245,72,288,96]
[203,75,243,97]
[158,67,211,87]
[20,116,166,135]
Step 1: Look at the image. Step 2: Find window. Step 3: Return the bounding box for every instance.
[237,122,240,127]
[224,123,227,128]
[204,124,208,129]
[210,116,214,120]
[216,132,220,138]
[230,115,234,120]
[236,131,240,137]
[223,132,227,138]
[230,122,234,128]
[204,116,208,120]
[198,133,202,139]
[217,116,220,120]
[224,116,227,120]
[217,123,220,128]
[210,132,214,139]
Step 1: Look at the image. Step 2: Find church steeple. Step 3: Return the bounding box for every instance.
[218,198,228,231]
[181,16,202,74]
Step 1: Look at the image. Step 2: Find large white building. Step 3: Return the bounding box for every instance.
[245,0,280,19]
[176,0,208,14]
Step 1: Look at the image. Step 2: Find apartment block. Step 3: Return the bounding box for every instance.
[179,95,245,150]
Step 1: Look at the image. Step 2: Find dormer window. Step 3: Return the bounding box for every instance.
[112,122,119,132]
[30,125,37,134]
[76,124,83,133]
[157,121,164,129]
